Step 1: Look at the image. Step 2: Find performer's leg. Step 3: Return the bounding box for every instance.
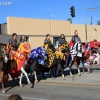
[63,53,70,68]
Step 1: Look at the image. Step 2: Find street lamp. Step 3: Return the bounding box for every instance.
[84,8,96,43]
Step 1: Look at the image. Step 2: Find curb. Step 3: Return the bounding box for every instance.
[40,81,100,87]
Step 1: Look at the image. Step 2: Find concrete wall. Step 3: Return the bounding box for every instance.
[4,16,100,48]
[7,17,51,35]
[51,20,71,35]
[92,25,100,40]
[29,36,45,49]
[71,24,85,41]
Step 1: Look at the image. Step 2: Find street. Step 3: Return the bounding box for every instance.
[0,66,100,100]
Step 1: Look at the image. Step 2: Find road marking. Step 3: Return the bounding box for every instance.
[0,94,49,100]
[41,81,100,87]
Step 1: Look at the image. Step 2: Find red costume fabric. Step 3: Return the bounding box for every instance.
[69,40,74,48]
[90,40,98,49]
[8,42,31,80]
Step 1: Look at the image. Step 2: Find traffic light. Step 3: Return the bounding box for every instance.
[70,6,75,17]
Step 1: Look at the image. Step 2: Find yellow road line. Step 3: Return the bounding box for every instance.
[40,81,100,87]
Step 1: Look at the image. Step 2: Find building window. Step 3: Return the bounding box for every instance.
[25,36,29,42]
[53,37,60,48]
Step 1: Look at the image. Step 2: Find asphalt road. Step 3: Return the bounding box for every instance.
[0,82,100,100]
[0,66,100,100]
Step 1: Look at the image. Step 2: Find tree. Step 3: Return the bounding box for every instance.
[67,18,72,23]
[97,20,100,25]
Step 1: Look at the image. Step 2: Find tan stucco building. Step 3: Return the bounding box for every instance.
[0,16,100,49]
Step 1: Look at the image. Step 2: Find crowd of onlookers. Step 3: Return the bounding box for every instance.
[82,42,100,66]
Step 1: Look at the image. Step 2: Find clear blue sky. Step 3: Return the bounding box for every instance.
[0,0,100,24]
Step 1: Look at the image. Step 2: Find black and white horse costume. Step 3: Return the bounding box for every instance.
[69,40,82,77]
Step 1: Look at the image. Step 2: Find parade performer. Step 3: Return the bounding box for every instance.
[43,34,55,51]
[7,33,19,60]
[68,30,81,66]
[70,30,81,48]
[19,35,26,44]
[58,34,66,46]
[57,34,69,68]
[43,34,58,68]
[9,41,31,87]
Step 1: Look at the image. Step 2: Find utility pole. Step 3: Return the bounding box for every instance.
[91,16,92,25]
[70,7,100,43]
[84,9,95,43]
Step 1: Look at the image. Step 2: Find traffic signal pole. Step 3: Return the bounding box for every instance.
[70,7,98,43]
[70,6,75,17]
[84,10,95,43]
[84,14,87,43]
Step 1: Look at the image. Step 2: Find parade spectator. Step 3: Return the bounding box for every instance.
[87,42,90,51]
[98,45,100,53]
[6,94,22,100]
[89,50,94,62]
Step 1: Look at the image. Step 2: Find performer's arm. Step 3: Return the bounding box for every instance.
[44,39,53,46]
[72,36,75,42]
[9,39,19,47]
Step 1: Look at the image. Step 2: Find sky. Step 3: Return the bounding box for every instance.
[0,0,100,24]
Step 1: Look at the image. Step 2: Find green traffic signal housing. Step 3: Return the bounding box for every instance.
[70,6,75,17]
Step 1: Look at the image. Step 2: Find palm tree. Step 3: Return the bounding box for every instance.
[97,20,100,25]
[67,18,72,23]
